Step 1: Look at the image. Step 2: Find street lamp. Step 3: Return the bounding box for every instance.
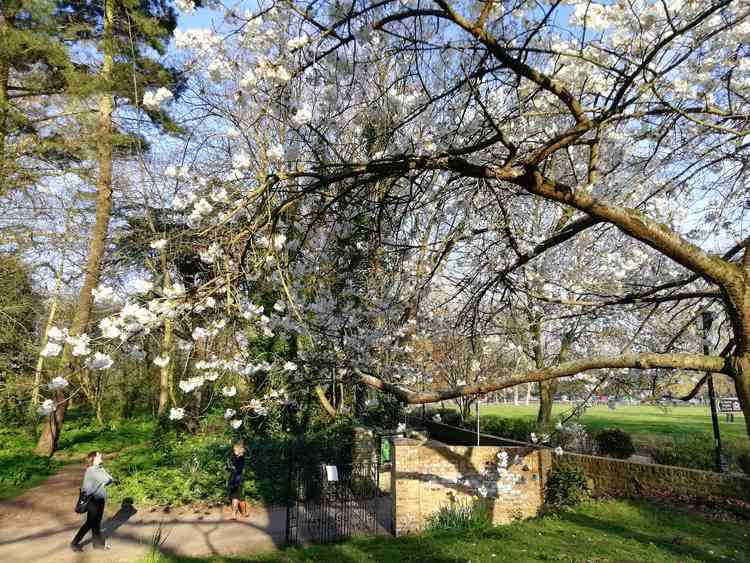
[701,310,728,473]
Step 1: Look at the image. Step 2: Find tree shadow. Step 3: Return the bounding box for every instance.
[79,497,138,547]
[558,507,736,563]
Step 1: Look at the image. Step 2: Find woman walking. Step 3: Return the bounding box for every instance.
[70,451,113,551]
[228,441,247,519]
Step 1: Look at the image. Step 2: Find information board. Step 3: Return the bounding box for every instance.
[717,398,741,413]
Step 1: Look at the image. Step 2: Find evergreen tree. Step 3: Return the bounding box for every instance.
[0,0,81,195]
[36,0,180,455]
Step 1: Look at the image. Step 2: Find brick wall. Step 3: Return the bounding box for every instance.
[561,452,750,502]
[391,438,551,535]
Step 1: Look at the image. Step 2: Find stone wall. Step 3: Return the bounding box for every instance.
[390,438,551,535]
[561,452,750,502]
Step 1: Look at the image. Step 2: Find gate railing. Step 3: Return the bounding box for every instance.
[285,461,381,544]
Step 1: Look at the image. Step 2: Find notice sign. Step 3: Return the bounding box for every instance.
[325,465,339,482]
[717,398,741,413]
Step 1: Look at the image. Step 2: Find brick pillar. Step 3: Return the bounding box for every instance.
[391,437,422,535]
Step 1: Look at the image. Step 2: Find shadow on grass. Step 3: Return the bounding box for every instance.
[555,500,747,563]
[151,533,469,563]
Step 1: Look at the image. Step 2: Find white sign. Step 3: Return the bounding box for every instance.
[717,398,741,413]
[325,465,339,481]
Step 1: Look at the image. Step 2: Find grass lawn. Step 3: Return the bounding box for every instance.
[473,404,748,448]
[146,499,750,563]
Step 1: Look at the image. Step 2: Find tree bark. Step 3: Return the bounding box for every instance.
[35,0,115,456]
[531,319,553,424]
[157,316,173,417]
[734,354,750,439]
[538,330,574,425]
[356,352,728,404]
[157,259,174,417]
[30,299,59,414]
[0,4,9,190]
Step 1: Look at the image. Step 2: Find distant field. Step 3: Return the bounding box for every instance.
[471,404,748,448]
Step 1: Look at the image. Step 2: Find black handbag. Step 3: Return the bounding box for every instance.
[74,489,90,514]
[74,480,103,514]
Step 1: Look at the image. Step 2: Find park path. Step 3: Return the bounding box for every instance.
[0,463,286,563]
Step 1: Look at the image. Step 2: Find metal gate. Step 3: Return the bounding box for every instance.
[285,461,381,544]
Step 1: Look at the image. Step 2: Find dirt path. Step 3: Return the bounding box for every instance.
[0,463,286,563]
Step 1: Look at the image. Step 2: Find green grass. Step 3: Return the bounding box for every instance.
[55,416,156,458]
[0,426,60,500]
[0,415,155,500]
[143,499,750,563]
[473,404,747,448]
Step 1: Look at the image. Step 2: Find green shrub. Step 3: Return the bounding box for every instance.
[0,427,60,499]
[426,497,492,534]
[104,416,357,508]
[545,463,590,509]
[551,422,595,454]
[595,429,635,459]
[647,436,714,470]
[361,394,404,429]
[736,450,750,476]
[474,415,537,443]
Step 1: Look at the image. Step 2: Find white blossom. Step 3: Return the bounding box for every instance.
[92,285,118,305]
[37,399,55,416]
[230,419,243,429]
[143,87,173,109]
[47,327,64,341]
[175,0,195,13]
[169,407,185,420]
[153,355,170,368]
[222,385,237,397]
[47,376,69,391]
[86,352,113,370]
[134,279,154,294]
[224,408,236,419]
[40,341,62,357]
[66,334,91,357]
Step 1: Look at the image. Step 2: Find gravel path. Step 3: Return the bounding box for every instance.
[0,463,286,563]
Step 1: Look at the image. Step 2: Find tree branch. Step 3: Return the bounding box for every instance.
[355,352,728,404]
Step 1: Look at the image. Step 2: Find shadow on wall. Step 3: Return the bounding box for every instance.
[390,437,551,535]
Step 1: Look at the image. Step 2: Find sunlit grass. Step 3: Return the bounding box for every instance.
[145,499,750,563]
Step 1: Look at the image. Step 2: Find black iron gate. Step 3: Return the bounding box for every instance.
[285,461,381,544]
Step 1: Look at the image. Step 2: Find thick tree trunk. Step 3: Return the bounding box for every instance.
[30,299,59,414]
[538,332,573,425]
[35,0,115,456]
[733,354,750,440]
[531,320,552,424]
[537,382,554,425]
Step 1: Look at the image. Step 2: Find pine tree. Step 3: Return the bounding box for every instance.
[0,0,82,195]
[36,0,180,455]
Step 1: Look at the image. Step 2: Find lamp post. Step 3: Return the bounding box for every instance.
[476,397,480,446]
[701,311,728,473]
